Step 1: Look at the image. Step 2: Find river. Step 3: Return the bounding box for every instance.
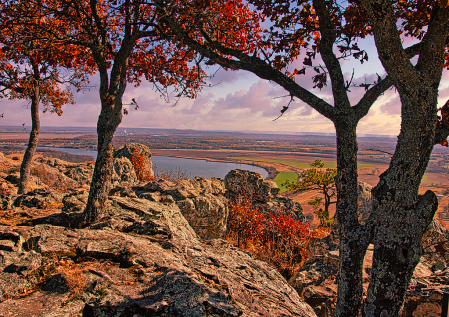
[23,146,268,179]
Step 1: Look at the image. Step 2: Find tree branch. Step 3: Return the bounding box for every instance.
[353,42,422,120]
[156,1,336,120]
[313,0,351,111]
[358,0,419,95]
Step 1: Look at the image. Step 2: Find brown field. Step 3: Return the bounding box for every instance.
[2,128,448,229]
[0,133,85,140]
[152,148,449,229]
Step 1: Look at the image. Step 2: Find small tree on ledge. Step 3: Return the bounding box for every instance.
[283,159,337,228]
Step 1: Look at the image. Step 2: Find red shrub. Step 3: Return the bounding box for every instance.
[227,199,330,278]
[130,152,154,181]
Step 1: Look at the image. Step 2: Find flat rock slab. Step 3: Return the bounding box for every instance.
[0,196,317,317]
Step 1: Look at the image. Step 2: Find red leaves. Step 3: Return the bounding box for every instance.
[227,199,330,277]
[131,152,154,181]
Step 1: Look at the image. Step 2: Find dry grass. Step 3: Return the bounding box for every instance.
[0,209,33,226]
[55,259,87,299]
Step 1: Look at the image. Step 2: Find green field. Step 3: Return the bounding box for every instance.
[228,157,337,168]
[274,171,298,193]
[229,157,380,169]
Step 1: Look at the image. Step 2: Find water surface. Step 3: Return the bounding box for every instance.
[22,146,268,179]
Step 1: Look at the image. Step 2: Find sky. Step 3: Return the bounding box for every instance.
[2,34,449,137]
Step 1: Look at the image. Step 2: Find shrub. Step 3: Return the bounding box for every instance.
[153,164,190,181]
[227,199,330,278]
[130,152,154,181]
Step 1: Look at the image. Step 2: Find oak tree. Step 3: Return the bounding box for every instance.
[14,0,209,223]
[156,0,449,316]
[0,2,94,194]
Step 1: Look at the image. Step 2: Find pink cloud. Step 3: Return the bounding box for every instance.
[209,68,251,85]
[379,94,401,116]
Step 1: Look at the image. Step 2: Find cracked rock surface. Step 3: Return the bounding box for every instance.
[0,197,316,317]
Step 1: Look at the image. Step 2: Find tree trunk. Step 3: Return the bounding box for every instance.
[334,120,371,317]
[83,103,122,223]
[363,93,438,316]
[18,68,40,194]
[324,190,331,214]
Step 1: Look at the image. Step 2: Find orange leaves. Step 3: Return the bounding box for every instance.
[131,151,154,182]
[227,199,330,277]
[0,0,94,113]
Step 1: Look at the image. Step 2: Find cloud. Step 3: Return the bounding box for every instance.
[379,95,401,116]
[209,68,251,85]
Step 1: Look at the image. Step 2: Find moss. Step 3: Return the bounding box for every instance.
[27,260,57,285]
[41,247,78,259]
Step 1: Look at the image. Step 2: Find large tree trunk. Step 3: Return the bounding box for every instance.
[83,102,122,223]
[18,68,40,194]
[363,94,439,316]
[334,120,371,317]
[81,41,131,224]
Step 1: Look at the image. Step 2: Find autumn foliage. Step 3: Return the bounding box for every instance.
[227,199,330,278]
[130,152,155,182]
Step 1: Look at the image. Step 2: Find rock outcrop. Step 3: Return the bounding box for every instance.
[114,143,154,179]
[111,157,138,186]
[357,181,372,225]
[0,195,317,317]
[225,169,305,221]
[288,220,449,316]
[31,163,80,191]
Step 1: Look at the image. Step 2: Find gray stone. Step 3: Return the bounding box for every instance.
[62,190,89,214]
[31,164,79,191]
[0,196,317,317]
[14,189,63,209]
[114,143,154,179]
[225,169,305,221]
[111,157,138,186]
[64,163,94,186]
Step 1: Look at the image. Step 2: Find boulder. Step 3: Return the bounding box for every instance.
[422,219,449,269]
[64,163,94,186]
[14,189,63,209]
[357,181,373,225]
[0,196,317,317]
[225,169,305,221]
[111,157,138,186]
[62,190,89,214]
[114,143,154,179]
[172,177,228,240]
[139,177,228,240]
[31,164,79,191]
[225,169,279,202]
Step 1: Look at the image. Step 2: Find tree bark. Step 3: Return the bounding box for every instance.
[363,93,439,316]
[333,119,370,317]
[83,100,122,223]
[18,65,40,194]
[82,43,129,223]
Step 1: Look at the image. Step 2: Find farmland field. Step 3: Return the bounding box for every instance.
[274,172,298,193]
